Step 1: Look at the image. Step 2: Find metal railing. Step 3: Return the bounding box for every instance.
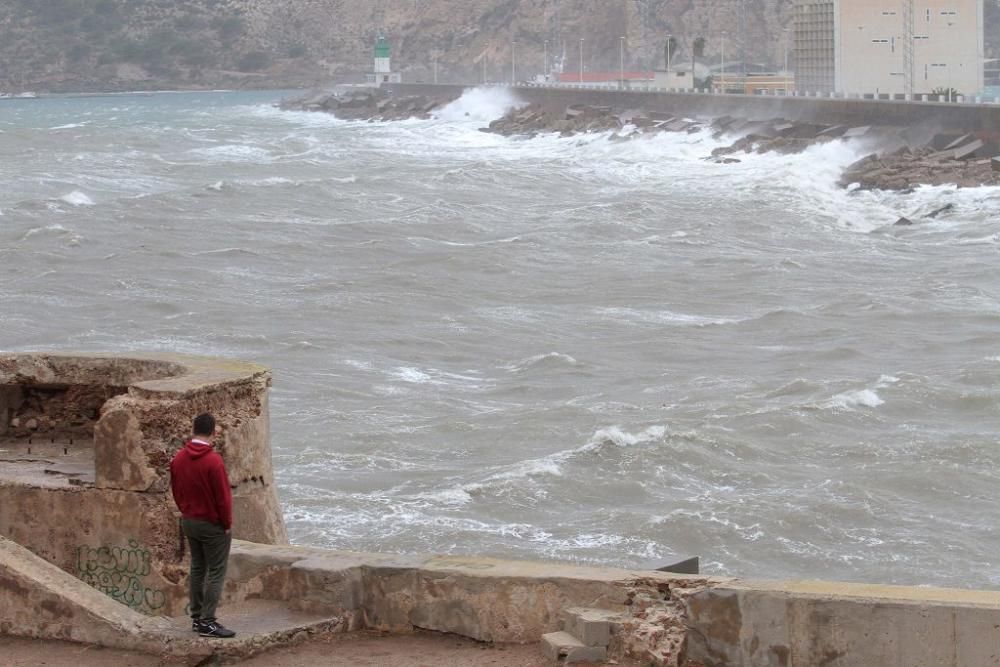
[473,80,1000,106]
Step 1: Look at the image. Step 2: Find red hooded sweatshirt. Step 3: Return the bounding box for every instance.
[170,439,233,530]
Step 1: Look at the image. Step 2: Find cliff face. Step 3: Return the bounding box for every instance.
[0,0,996,92]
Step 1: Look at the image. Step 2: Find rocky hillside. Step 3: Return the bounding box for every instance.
[0,0,996,92]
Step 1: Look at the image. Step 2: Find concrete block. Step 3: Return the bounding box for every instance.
[992,157,1000,172]
[562,607,621,646]
[93,408,156,492]
[952,139,984,160]
[944,133,974,151]
[711,115,735,129]
[817,125,848,138]
[843,125,872,138]
[542,631,607,663]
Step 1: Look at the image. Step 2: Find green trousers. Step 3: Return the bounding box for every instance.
[181,518,231,621]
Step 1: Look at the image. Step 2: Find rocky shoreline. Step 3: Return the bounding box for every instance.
[280,90,1000,192]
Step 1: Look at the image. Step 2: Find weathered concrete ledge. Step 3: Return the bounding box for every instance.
[9,528,1000,665]
[684,578,1000,666]
[222,542,1000,667]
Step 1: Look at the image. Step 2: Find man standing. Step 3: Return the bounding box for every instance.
[170,413,236,638]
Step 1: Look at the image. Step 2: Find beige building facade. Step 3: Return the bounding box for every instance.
[795,0,984,97]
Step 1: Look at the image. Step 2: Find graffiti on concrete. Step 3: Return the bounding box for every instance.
[76,539,166,612]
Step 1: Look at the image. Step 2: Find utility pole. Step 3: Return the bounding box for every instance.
[739,0,746,80]
[902,0,915,96]
[544,40,548,79]
[783,27,790,92]
[619,36,625,89]
[721,31,727,93]
[579,38,584,83]
[512,40,517,84]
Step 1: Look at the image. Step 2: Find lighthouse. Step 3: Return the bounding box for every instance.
[367,33,401,85]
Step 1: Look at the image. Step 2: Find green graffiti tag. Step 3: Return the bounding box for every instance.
[76,539,166,612]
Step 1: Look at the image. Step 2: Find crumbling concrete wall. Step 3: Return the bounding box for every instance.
[223,542,716,666]
[0,353,288,617]
[683,579,1000,666]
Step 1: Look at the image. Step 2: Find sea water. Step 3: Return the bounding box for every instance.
[2,89,999,588]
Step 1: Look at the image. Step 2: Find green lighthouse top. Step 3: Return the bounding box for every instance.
[375,35,390,59]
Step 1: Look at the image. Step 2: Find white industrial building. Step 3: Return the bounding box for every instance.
[794,0,985,97]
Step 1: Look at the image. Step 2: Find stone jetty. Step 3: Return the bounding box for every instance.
[279,88,452,121]
[279,89,1000,192]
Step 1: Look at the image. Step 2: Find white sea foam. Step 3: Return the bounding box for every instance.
[433,86,528,123]
[58,191,94,206]
[188,144,272,162]
[503,352,578,372]
[594,306,739,327]
[584,425,668,451]
[823,388,885,410]
[393,367,434,384]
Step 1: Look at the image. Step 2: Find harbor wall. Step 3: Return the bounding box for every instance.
[385,83,1000,135]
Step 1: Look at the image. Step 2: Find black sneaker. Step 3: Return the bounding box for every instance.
[191,618,202,632]
[199,620,236,638]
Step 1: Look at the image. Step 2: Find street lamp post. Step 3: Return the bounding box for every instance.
[433,53,438,84]
[579,38,584,84]
[544,40,549,80]
[857,25,865,97]
[619,36,625,89]
[721,31,727,94]
[666,33,672,74]
[783,28,789,76]
[512,40,517,85]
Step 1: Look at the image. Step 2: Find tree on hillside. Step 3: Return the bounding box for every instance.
[238,51,270,72]
[693,36,706,58]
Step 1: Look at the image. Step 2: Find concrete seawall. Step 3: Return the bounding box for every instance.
[386,83,1000,136]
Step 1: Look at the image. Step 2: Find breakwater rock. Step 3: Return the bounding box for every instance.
[279,88,452,121]
[841,145,1000,191]
[481,102,1000,190]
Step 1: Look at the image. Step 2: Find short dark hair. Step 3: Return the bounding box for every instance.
[193,413,216,437]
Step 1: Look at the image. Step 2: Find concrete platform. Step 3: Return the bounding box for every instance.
[0,438,95,488]
[164,598,343,649]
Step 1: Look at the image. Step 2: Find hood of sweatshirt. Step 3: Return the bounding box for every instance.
[184,440,215,459]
